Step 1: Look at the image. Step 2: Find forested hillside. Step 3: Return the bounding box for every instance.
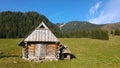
[2,11,120,40]
[101,22,120,35]
[57,21,120,39]
[0,11,60,38]
[56,21,109,40]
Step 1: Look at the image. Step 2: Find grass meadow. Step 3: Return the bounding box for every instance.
[0,36,120,68]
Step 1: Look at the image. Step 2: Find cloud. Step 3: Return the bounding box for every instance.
[89,1,102,16]
[88,0,120,24]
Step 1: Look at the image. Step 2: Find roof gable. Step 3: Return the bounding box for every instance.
[21,22,59,43]
[36,22,48,30]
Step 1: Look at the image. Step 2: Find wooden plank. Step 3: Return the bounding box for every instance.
[46,44,57,57]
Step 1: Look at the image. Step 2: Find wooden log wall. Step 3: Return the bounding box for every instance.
[25,43,59,60]
[28,44,35,57]
[46,44,58,57]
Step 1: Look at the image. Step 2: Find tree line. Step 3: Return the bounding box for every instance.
[2,11,120,40]
[110,29,120,36]
[55,29,109,40]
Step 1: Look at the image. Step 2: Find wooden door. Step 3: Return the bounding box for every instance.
[35,44,46,58]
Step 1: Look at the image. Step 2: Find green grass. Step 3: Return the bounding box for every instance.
[0,36,120,68]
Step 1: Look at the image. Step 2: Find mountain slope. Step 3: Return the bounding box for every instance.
[57,21,103,32]
[57,21,120,33]
[101,22,120,31]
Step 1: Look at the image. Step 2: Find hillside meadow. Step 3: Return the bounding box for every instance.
[0,36,120,68]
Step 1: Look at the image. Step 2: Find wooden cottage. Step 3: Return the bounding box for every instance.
[19,22,71,61]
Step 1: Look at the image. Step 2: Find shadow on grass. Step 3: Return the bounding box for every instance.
[0,54,22,59]
[71,54,76,59]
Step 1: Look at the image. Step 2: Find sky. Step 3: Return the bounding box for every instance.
[0,0,120,24]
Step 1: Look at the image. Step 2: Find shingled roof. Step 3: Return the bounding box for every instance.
[19,22,59,45]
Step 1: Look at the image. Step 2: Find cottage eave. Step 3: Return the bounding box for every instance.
[19,40,60,46]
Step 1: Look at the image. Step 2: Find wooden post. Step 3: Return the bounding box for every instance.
[22,42,27,59]
[22,47,25,59]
